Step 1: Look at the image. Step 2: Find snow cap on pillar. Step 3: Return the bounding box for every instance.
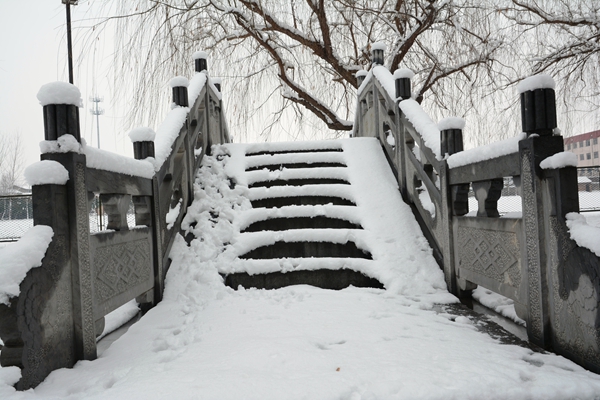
[170,76,190,107]
[439,117,466,156]
[37,81,82,142]
[129,127,156,160]
[517,73,557,136]
[356,70,368,87]
[371,42,386,65]
[394,68,414,100]
[193,51,209,73]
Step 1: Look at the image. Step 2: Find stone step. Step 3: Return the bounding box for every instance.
[240,240,371,260]
[245,148,342,156]
[245,162,346,172]
[241,216,362,232]
[224,268,383,290]
[248,178,350,189]
[250,196,356,209]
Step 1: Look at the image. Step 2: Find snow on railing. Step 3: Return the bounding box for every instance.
[0,225,53,305]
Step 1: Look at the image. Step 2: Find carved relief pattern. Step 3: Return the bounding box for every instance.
[75,162,95,357]
[457,227,521,287]
[17,235,75,389]
[548,217,600,366]
[93,239,151,303]
[521,150,543,342]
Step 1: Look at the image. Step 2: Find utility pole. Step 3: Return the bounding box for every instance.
[62,0,78,84]
[89,95,104,148]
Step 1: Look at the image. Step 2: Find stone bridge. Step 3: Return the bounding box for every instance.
[1,48,600,390]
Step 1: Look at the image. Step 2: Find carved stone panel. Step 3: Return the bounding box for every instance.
[90,228,154,319]
[456,225,522,289]
[547,216,600,372]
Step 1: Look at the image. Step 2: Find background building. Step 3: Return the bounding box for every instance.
[565,129,600,168]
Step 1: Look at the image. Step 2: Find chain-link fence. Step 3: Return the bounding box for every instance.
[576,167,600,212]
[0,195,136,242]
[0,195,33,241]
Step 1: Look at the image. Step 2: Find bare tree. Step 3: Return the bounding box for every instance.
[500,0,600,134]
[96,0,507,140]
[0,133,24,195]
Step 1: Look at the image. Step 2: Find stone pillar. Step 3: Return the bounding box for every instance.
[356,70,368,88]
[212,77,222,92]
[171,76,189,107]
[128,127,163,305]
[371,43,385,66]
[394,69,413,101]
[2,82,96,389]
[193,51,208,73]
[518,76,562,349]
[438,117,472,296]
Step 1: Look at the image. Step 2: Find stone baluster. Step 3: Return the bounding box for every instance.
[472,179,503,217]
[99,194,132,230]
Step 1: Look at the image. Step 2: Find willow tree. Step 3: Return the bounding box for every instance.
[99,0,507,140]
[501,0,600,133]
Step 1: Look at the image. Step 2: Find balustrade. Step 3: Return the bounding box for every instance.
[354,45,600,373]
[0,51,229,390]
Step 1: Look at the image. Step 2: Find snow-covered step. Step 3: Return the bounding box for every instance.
[246,161,346,172]
[246,166,350,188]
[250,195,356,209]
[247,185,356,209]
[240,240,371,260]
[245,147,342,156]
[244,151,346,171]
[224,267,383,290]
[242,216,362,232]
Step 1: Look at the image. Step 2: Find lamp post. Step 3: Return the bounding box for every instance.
[62,0,78,84]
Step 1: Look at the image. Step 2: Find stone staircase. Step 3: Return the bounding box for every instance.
[223,143,383,290]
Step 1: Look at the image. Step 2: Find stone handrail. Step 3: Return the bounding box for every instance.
[354,47,600,374]
[0,52,229,390]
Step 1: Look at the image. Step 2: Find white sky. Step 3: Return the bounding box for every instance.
[0,1,597,180]
[0,0,129,176]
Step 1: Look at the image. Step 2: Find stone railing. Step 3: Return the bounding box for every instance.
[354,48,600,373]
[0,51,229,389]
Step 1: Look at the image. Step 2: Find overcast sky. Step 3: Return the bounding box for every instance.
[0,0,127,174]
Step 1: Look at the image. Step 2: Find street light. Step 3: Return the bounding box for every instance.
[62,0,78,84]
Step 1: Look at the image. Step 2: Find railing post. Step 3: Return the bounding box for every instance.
[394,69,413,101]
[395,69,414,200]
[519,75,600,372]
[128,127,163,305]
[517,74,563,349]
[438,117,473,297]
[356,70,368,88]
[212,77,222,93]
[440,118,469,217]
[171,76,189,107]
[1,82,96,389]
[193,51,208,73]
[371,42,385,66]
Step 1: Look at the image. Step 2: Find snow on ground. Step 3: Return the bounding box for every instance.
[472,287,525,326]
[2,139,600,399]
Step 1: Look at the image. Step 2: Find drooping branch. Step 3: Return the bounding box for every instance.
[227,8,352,131]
